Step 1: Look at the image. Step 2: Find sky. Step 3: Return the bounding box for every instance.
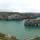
[0,0,40,13]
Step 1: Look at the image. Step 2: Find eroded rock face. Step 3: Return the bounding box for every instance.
[8,14,23,20]
[0,13,23,20]
[13,14,23,20]
[24,18,40,26]
[0,12,40,20]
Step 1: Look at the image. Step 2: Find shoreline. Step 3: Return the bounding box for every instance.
[0,32,40,40]
[0,32,19,40]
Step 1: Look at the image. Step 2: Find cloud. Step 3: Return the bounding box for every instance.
[0,0,40,12]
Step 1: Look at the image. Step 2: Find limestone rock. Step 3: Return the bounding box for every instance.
[24,18,40,26]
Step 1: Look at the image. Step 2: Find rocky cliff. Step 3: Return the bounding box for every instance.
[24,18,40,26]
[0,12,40,20]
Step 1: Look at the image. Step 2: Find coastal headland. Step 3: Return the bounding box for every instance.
[0,12,40,20]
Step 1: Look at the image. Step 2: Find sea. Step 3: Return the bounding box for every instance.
[0,18,40,40]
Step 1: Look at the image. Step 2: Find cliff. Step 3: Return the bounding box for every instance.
[24,18,40,26]
[0,12,40,20]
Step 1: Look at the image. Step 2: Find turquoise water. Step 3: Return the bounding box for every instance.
[0,20,40,40]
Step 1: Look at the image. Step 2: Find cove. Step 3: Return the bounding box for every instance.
[0,20,40,40]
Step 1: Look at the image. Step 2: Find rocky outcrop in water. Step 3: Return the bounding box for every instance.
[0,12,40,20]
[24,18,40,26]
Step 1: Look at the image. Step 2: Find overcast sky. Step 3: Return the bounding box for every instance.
[0,0,40,13]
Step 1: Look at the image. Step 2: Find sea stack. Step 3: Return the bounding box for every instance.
[24,18,40,26]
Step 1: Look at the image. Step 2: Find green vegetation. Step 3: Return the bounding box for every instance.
[0,33,40,40]
[24,36,40,40]
[0,33,19,40]
[33,36,40,40]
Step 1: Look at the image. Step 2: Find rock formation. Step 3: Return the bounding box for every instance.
[24,18,40,26]
[0,12,40,20]
[0,33,19,40]
[24,36,40,40]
